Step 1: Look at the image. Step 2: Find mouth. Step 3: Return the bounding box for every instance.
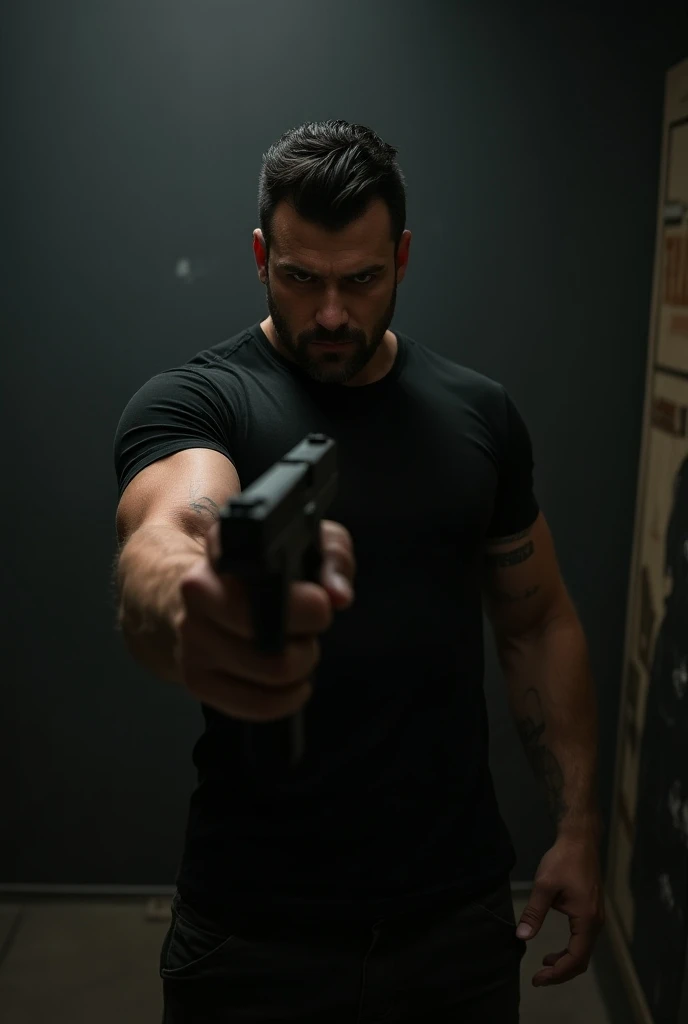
[311,340,353,348]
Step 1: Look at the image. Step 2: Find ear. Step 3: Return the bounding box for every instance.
[253,230,268,284]
[395,229,412,284]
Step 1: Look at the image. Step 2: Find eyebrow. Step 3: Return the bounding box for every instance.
[275,261,386,280]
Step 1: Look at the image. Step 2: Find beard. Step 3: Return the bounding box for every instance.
[265,275,398,385]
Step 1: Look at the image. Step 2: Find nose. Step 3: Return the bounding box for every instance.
[315,291,349,333]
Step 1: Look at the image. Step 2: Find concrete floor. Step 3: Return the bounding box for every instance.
[0,895,612,1023]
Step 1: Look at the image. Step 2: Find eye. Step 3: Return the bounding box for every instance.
[289,272,314,284]
[287,273,378,286]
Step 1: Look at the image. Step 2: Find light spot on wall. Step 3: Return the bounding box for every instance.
[658,872,675,910]
[174,258,208,284]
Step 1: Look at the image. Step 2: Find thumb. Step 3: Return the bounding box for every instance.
[517,884,554,940]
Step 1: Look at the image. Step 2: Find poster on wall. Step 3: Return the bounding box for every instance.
[657,117,688,372]
[607,59,688,1024]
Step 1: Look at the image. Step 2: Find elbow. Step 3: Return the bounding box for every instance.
[495,588,580,653]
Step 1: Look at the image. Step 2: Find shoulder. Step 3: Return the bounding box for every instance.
[130,326,261,406]
[400,332,508,416]
[185,325,257,373]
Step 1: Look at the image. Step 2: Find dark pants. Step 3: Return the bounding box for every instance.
[160,879,526,1022]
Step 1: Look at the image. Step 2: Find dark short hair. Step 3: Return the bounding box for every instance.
[258,119,406,257]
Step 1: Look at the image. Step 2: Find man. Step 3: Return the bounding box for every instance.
[114,119,604,1023]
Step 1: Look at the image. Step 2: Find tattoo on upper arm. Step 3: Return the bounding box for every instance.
[188,485,221,520]
[516,688,568,823]
[485,540,534,569]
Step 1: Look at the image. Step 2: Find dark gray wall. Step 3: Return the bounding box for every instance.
[3,0,686,886]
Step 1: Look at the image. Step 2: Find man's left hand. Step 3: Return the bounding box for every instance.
[516,834,605,987]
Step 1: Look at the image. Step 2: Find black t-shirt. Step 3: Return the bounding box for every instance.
[114,322,539,924]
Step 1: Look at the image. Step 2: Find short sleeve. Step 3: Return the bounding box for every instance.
[113,368,237,500]
[486,388,540,539]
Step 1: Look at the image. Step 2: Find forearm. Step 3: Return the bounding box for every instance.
[115,524,204,684]
[497,612,600,839]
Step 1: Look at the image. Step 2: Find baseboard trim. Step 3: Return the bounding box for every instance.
[509,880,534,895]
[0,881,536,900]
[0,884,176,899]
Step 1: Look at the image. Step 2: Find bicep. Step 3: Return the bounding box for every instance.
[115,447,241,547]
[482,512,571,639]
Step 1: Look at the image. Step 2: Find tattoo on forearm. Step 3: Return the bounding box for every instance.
[485,540,534,569]
[516,687,568,823]
[189,485,220,521]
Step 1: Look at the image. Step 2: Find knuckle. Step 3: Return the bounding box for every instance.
[180,560,206,587]
[521,907,541,924]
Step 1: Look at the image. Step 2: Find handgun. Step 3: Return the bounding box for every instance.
[214,433,338,771]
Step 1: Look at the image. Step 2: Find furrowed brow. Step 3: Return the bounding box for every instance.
[275,261,386,280]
